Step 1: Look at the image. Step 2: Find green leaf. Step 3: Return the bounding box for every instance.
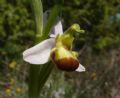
[38,62,54,92]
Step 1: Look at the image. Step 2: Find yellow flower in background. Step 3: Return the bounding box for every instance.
[5,88,11,95]
[91,72,97,80]
[9,61,16,69]
[16,87,22,93]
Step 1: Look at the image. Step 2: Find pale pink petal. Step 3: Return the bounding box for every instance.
[23,38,55,64]
[76,64,85,72]
[50,20,63,37]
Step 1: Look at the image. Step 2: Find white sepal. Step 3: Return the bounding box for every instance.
[76,64,85,72]
[23,38,55,64]
[50,20,63,37]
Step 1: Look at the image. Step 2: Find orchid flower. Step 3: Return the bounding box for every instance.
[23,13,85,72]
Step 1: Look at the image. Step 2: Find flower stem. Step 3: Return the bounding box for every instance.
[29,66,40,98]
[29,0,43,98]
[31,0,43,43]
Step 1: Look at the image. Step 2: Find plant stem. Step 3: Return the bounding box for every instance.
[29,0,43,98]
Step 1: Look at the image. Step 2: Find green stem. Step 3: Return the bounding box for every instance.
[29,65,40,98]
[31,0,43,42]
[29,0,43,98]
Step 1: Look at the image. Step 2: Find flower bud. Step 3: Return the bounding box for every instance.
[51,46,79,71]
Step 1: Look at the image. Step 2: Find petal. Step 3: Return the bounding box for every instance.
[23,38,55,64]
[50,20,63,37]
[75,64,85,72]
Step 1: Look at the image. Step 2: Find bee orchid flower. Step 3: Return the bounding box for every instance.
[23,13,85,72]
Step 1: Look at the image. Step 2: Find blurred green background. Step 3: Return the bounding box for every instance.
[0,0,120,98]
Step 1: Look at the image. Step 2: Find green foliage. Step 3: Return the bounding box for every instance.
[0,0,35,68]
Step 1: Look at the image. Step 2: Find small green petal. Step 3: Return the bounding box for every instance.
[61,34,74,49]
[55,34,74,49]
[64,24,85,35]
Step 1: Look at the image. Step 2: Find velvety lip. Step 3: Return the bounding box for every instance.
[51,52,79,71]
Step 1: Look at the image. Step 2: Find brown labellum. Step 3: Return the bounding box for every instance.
[51,53,79,71]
